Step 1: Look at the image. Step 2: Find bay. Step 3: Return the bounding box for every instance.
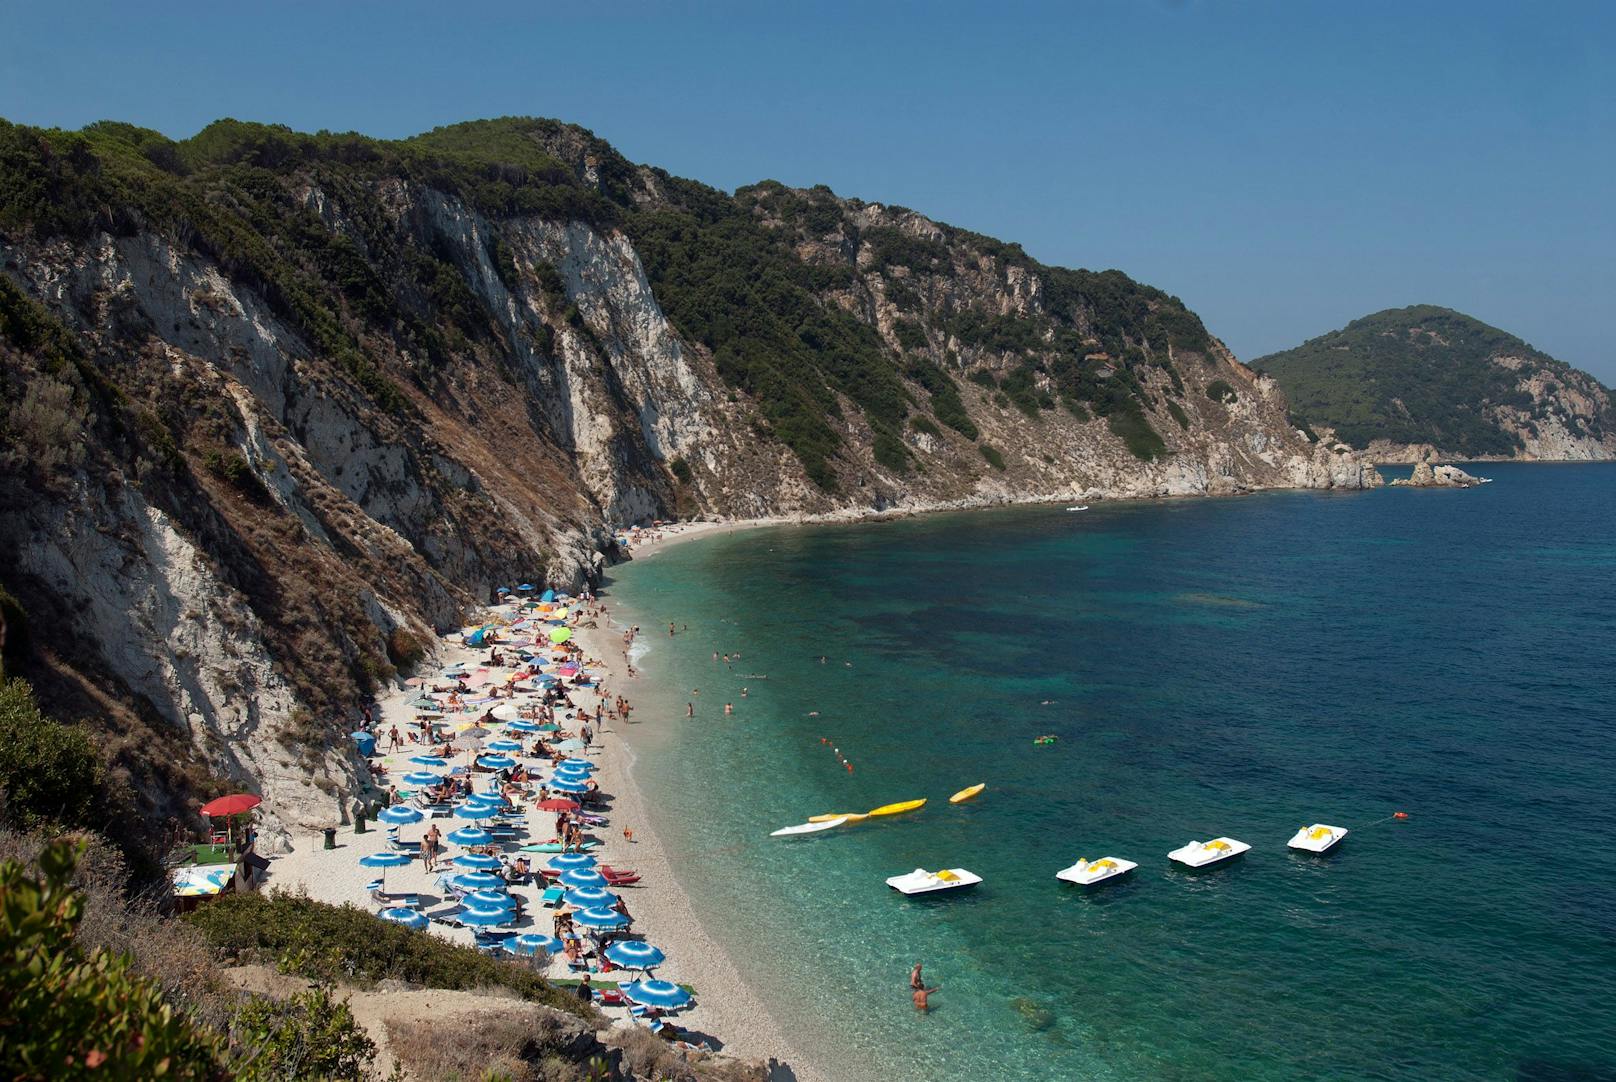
[607,462,1616,1081]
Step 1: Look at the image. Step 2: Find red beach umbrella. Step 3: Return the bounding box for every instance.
[200,794,261,817]
[536,798,581,812]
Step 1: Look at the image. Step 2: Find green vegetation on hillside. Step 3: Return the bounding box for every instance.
[1252,305,1613,455]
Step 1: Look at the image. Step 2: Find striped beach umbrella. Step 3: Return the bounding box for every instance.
[546,776,589,794]
[545,852,597,871]
[559,868,608,890]
[457,906,514,927]
[401,771,445,787]
[409,755,450,768]
[466,889,516,909]
[506,933,564,956]
[508,720,541,733]
[562,887,618,909]
[378,907,428,931]
[477,754,516,770]
[451,871,505,891]
[453,802,498,820]
[486,740,523,753]
[377,805,424,825]
[359,850,412,891]
[446,827,492,846]
[622,980,691,1010]
[452,853,502,871]
[604,941,665,972]
[570,906,629,931]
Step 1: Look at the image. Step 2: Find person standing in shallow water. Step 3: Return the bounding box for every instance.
[913,983,940,1012]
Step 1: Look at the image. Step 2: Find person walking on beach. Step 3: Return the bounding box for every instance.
[419,833,435,872]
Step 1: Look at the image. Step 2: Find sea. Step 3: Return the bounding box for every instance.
[603,462,1616,1082]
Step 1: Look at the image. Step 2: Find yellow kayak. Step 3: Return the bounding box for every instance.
[949,783,986,804]
[866,798,927,817]
[808,813,870,824]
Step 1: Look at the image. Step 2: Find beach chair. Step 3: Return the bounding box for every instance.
[368,881,421,909]
[539,886,565,907]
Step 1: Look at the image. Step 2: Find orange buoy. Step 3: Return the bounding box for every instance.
[1393,811,1409,820]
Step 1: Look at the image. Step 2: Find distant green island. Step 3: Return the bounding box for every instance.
[1252,305,1615,461]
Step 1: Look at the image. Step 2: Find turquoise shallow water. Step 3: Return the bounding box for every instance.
[605,463,1616,1082]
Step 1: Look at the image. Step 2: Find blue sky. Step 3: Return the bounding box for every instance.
[3,0,1613,381]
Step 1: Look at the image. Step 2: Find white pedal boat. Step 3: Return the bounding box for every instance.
[1168,837,1250,868]
[1287,824,1348,853]
[1055,856,1137,887]
[885,868,982,895]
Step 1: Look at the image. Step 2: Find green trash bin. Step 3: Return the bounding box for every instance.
[322,827,337,850]
[355,813,367,834]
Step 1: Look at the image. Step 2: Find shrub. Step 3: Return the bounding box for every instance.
[230,986,377,1081]
[185,892,589,1018]
[904,359,978,439]
[979,444,1006,470]
[1206,379,1237,404]
[0,840,227,1081]
[1167,400,1191,429]
[967,368,999,390]
[872,428,908,473]
[203,449,271,504]
[0,678,104,830]
[668,455,693,484]
[1107,409,1167,461]
[909,415,941,438]
[0,583,27,673]
[892,320,927,352]
[4,375,88,476]
[384,628,425,671]
[1063,397,1091,423]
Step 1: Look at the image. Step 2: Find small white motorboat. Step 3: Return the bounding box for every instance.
[1055,856,1137,887]
[885,867,982,895]
[1066,505,1089,512]
[1287,824,1348,853]
[1168,837,1250,868]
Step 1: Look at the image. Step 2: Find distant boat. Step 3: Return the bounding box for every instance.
[867,799,926,817]
[1168,837,1250,868]
[1066,505,1089,512]
[949,783,986,804]
[770,817,847,837]
[1055,856,1137,887]
[886,867,982,895]
[1287,824,1348,854]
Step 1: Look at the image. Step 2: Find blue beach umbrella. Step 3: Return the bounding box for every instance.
[508,720,541,733]
[535,722,561,732]
[545,852,597,871]
[378,907,429,931]
[457,907,514,927]
[622,980,691,1010]
[464,791,505,805]
[571,906,629,931]
[562,887,618,909]
[408,755,450,768]
[559,868,608,890]
[554,761,592,776]
[538,588,554,601]
[546,777,590,794]
[377,805,424,825]
[359,850,412,890]
[478,754,516,770]
[453,802,498,820]
[560,758,594,769]
[506,933,564,956]
[467,889,516,908]
[552,739,587,753]
[402,771,445,787]
[604,941,666,971]
[486,739,523,753]
[452,853,502,871]
[452,871,505,891]
[447,827,492,846]
[406,696,437,710]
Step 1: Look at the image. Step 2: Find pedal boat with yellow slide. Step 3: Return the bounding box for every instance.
[1286,824,1348,854]
[1167,836,1250,868]
[1055,856,1137,887]
[885,867,982,895]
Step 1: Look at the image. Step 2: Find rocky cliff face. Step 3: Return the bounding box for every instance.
[0,117,1379,840]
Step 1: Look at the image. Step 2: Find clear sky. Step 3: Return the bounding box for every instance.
[3,0,1613,381]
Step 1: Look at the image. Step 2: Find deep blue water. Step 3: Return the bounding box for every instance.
[605,463,1616,1081]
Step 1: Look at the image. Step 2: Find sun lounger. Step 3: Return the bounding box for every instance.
[540,886,565,906]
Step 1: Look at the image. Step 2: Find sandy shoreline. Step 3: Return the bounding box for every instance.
[262,531,819,1080]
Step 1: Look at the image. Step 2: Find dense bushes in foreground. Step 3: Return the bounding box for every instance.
[186,891,589,1017]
